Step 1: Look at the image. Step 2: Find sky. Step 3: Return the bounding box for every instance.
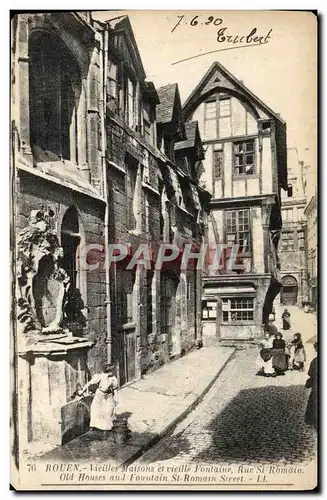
[93,10,317,198]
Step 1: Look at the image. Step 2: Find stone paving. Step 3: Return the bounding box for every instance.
[39,306,318,472]
[137,306,318,468]
[274,304,317,344]
[39,346,234,465]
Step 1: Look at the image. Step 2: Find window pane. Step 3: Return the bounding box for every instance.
[245,141,254,152]
[219,98,231,117]
[234,140,255,176]
[227,233,236,246]
[205,101,216,117]
[223,311,229,322]
[245,154,254,165]
[239,233,249,251]
[204,119,217,140]
[245,165,254,174]
[235,155,242,166]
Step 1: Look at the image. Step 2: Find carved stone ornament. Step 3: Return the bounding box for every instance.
[16,209,70,339]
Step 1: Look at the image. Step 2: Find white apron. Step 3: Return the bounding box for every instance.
[89,373,118,430]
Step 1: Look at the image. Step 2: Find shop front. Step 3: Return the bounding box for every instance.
[201,280,269,343]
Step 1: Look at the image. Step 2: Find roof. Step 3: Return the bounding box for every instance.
[106,15,146,81]
[183,61,285,125]
[304,195,317,215]
[175,122,198,150]
[156,84,179,124]
[143,81,160,105]
[182,61,288,190]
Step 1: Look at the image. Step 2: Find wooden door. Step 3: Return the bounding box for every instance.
[282,286,297,305]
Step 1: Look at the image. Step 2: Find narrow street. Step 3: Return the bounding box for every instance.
[135,306,317,468]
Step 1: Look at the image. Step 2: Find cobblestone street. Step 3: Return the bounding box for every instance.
[137,306,317,468]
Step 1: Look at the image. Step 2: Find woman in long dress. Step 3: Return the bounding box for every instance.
[281,308,291,330]
[82,364,118,432]
[256,332,276,377]
[305,342,318,431]
[272,332,287,375]
[289,333,306,371]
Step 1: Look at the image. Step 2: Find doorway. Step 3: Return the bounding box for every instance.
[281,275,298,305]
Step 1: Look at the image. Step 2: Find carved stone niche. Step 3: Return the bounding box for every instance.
[16,209,86,348]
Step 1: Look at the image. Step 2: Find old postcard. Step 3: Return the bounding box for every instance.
[10,10,318,491]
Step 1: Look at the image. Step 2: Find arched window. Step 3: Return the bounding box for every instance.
[29,31,81,162]
[61,207,81,291]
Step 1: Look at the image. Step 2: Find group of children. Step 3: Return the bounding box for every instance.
[257,312,306,377]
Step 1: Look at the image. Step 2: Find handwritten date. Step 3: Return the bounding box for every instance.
[172,15,222,32]
[171,15,273,46]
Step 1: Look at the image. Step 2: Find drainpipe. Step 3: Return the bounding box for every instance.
[99,27,112,364]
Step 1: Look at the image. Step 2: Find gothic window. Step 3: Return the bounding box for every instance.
[61,207,81,291]
[233,140,255,176]
[29,31,81,162]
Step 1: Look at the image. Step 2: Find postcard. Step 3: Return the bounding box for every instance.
[10,9,318,491]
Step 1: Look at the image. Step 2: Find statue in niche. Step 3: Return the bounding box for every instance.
[16,209,85,339]
[16,209,61,335]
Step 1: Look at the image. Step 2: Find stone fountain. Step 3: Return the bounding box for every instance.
[15,209,93,455]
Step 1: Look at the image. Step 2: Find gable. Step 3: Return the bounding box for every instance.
[183,60,288,191]
[157,83,186,141]
[280,261,301,272]
[157,84,177,124]
[107,16,146,81]
[183,61,284,123]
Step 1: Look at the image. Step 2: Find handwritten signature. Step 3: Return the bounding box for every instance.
[171,15,272,46]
